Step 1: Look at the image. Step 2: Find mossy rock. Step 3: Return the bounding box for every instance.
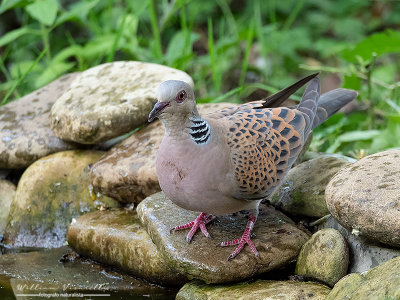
[3,150,119,248]
[295,228,349,287]
[272,154,355,217]
[176,280,330,300]
[326,256,400,299]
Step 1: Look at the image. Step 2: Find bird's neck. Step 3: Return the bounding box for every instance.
[161,110,211,144]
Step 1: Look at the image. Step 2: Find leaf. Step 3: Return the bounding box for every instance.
[326,130,381,153]
[25,0,58,26]
[341,30,400,62]
[0,0,31,15]
[55,0,100,26]
[34,61,75,88]
[0,27,39,47]
[343,74,361,91]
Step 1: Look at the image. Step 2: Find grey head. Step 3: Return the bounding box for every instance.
[148,80,196,122]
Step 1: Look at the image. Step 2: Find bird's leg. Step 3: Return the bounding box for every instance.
[171,212,215,243]
[220,209,259,260]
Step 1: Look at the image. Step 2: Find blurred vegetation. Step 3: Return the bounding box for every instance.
[1,0,400,157]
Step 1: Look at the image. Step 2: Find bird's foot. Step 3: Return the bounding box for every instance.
[220,213,259,260]
[171,212,215,243]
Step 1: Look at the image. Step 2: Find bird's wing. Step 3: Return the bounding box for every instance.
[217,78,321,201]
[220,106,308,200]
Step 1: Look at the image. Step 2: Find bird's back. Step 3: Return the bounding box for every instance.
[205,78,357,201]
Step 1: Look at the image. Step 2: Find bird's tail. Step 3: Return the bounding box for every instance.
[296,77,321,137]
[312,88,358,129]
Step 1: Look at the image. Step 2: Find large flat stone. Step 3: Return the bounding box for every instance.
[176,280,330,300]
[137,192,310,284]
[0,247,177,298]
[3,150,119,248]
[90,103,236,203]
[0,73,79,169]
[50,61,193,144]
[326,149,400,247]
[67,209,187,286]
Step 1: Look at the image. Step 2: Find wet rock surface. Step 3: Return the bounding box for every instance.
[50,61,193,144]
[176,280,330,300]
[326,256,400,299]
[318,215,400,274]
[272,155,355,217]
[90,103,236,203]
[0,73,79,169]
[295,228,349,287]
[137,192,310,284]
[3,150,119,248]
[67,208,187,286]
[326,149,400,247]
[0,180,16,235]
[0,247,176,299]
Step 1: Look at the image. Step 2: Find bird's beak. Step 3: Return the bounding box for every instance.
[148,101,170,122]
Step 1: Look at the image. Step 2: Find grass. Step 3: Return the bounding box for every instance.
[1,0,400,157]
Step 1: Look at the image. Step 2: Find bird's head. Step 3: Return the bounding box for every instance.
[148,80,196,122]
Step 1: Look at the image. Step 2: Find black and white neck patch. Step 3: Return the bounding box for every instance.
[189,118,211,144]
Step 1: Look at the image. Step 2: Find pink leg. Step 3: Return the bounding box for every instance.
[220,213,259,260]
[171,213,215,243]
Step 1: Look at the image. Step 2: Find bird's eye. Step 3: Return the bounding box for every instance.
[176,90,187,103]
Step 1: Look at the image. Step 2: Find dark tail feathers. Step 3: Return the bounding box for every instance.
[312,88,358,129]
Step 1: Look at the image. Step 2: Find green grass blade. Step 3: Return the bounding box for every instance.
[1,48,47,105]
[107,13,127,62]
[149,0,162,61]
[239,21,254,87]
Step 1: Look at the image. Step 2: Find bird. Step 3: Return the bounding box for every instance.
[148,74,357,260]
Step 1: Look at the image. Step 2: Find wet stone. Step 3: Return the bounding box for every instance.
[0,73,79,169]
[295,228,349,287]
[326,256,400,299]
[271,154,355,217]
[50,61,193,144]
[176,280,330,300]
[137,192,310,284]
[67,208,187,286]
[325,149,400,247]
[0,247,177,299]
[318,215,400,274]
[90,103,236,203]
[0,180,16,235]
[3,150,119,248]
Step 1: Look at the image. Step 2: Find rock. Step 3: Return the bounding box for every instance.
[0,247,176,298]
[50,61,193,144]
[326,256,400,299]
[67,208,187,286]
[318,215,400,274]
[137,192,310,284]
[0,74,79,169]
[295,228,349,287]
[90,103,236,203]
[176,280,330,300]
[0,180,16,235]
[326,149,400,247]
[3,150,119,248]
[272,155,355,217]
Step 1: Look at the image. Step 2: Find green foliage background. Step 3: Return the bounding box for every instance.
[1,0,400,157]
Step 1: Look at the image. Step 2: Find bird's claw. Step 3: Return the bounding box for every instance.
[171,212,215,243]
